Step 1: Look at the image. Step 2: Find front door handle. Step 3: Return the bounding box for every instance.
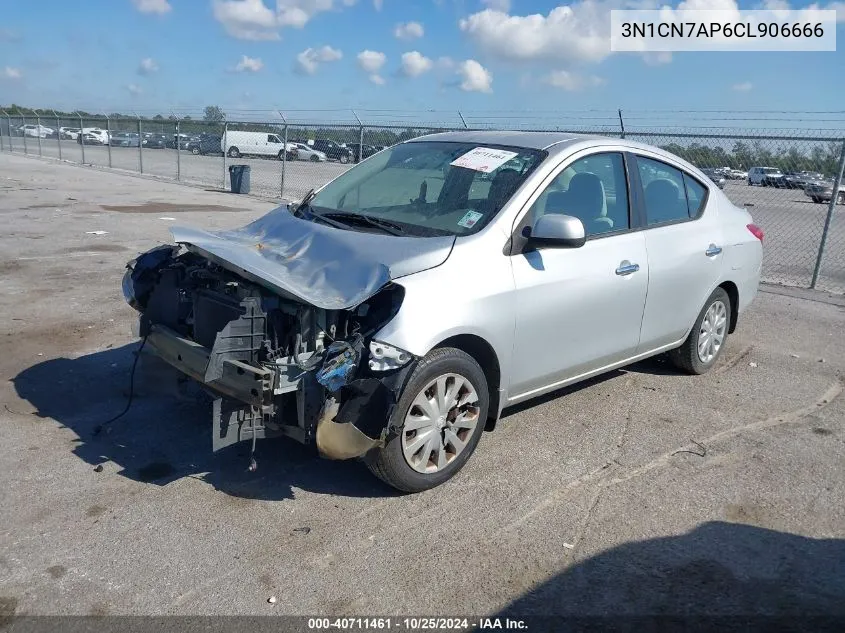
[616,261,640,276]
[705,244,723,256]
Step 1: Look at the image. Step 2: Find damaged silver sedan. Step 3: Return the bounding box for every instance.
[123,131,763,492]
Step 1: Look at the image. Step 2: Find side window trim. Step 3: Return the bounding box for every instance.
[629,153,711,228]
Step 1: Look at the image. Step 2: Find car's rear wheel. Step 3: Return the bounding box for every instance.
[310,155,320,162]
[365,347,488,493]
[669,287,731,375]
[339,154,350,164]
[811,196,821,203]
[191,147,200,155]
[227,146,240,158]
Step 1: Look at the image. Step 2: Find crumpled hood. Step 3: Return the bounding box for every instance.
[169,206,455,310]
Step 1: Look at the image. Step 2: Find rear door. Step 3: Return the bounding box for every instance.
[632,154,725,351]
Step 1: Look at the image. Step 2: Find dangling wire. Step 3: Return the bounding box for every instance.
[92,335,148,437]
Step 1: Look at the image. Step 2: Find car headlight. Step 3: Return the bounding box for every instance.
[368,340,412,371]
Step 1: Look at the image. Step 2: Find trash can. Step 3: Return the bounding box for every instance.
[229,164,250,194]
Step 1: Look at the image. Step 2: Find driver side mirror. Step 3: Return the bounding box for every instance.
[524,214,586,249]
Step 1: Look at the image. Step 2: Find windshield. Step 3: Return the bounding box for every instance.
[308,141,546,236]
[762,168,781,174]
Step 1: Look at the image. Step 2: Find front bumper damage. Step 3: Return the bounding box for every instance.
[124,236,421,464]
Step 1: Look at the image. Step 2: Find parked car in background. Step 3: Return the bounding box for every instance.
[142,133,168,149]
[18,124,54,138]
[292,142,327,162]
[805,180,845,204]
[725,169,747,180]
[167,133,194,150]
[292,138,354,164]
[748,166,785,187]
[222,131,298,160]
[186,133,223,156]
[700,168,726,189]
[78,133,104,146]
[123,131,763,492]
[59,127,81,140]
[343,142,379,163]
[784,171,826,190]
[109,131,140,147]
[78,128,110,145]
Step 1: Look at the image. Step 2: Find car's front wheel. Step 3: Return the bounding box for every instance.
[365,347,488,493]
[339,154,350,164]
[669,287,731,375]
[227,146,240,158]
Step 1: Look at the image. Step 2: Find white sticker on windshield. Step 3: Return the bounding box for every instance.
[457,210,484,229]
[450,147,519,173]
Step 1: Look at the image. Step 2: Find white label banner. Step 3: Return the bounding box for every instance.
[610,9,837,52]
[450,147,519,173]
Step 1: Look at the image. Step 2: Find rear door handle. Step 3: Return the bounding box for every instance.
[705,244,723,257]
[616,261,640,276]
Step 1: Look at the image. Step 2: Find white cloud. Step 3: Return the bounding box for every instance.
[126,83,142,95]
[132,0,172,15]
[543,70,605,91]
[138,57,159,75]
[235,55,264,72]
[732,81,753,91]
[2,66,22,79]
[400,51,433,77]
[481,0,511,10]
[642,51,673,65]
[373,0,384,8]
[456,59,493,92]
[357,49,387,73]
[295,45,343,74]
[369,74,386,85]
[394,21,424,40]
[212,0,360,40]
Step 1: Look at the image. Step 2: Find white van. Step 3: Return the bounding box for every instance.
[221,131,297,160]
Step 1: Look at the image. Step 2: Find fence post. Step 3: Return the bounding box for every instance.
[36,113,43,156]
[222,121,228,189]
[138,117,144,174]
[175,119,181,181]
[105,113,112,168]
[19,110,28,154]
[281,124,288,199]
[458,111,469,129]
[53,111,61,160]
[1,110,8,151]
[0,109,5,151]
[78,112,85,164]
[618,109,625,139]
[810,140,845,290]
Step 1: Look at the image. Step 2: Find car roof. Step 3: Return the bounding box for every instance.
[406,130,597,151]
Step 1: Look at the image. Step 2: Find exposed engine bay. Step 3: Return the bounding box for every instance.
[122,243,418,464]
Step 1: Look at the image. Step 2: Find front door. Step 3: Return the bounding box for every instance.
[509,151,648,400]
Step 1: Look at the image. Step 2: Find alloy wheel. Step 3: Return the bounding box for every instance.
[698,300,727,364]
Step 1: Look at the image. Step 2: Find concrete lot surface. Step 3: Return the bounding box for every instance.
[0,154,843,619]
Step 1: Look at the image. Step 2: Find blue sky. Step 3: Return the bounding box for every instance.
[0,0,843,125]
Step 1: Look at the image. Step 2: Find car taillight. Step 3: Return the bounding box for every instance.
[747,224,764,242]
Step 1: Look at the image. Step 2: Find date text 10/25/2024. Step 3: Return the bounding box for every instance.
[307,617,528,630]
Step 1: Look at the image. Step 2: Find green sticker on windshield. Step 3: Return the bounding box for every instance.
[457,210,483,229]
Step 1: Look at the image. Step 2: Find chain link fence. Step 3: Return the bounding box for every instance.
[1,109,843,294]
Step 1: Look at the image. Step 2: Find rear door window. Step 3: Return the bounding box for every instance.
[637,156,703,225]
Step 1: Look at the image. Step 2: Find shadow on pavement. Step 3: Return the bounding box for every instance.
[490,521,845,631]
[12,342,397,501]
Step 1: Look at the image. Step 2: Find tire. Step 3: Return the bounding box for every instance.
[227,146,240,158]
[838,192,845,205]
[339,153,350,164]
[365,347,489,493]
[191,147,200,155]
[747,179,752,186]
[310,155,320,162]
[811,196,821,204]
[669,287,732,375]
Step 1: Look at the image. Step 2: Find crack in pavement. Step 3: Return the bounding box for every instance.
[502,377,844,533]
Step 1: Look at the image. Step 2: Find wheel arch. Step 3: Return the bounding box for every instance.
[718,280,740,334]
[433,334,502,432]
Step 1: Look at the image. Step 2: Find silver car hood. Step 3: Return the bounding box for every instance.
[169,206,455,310]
